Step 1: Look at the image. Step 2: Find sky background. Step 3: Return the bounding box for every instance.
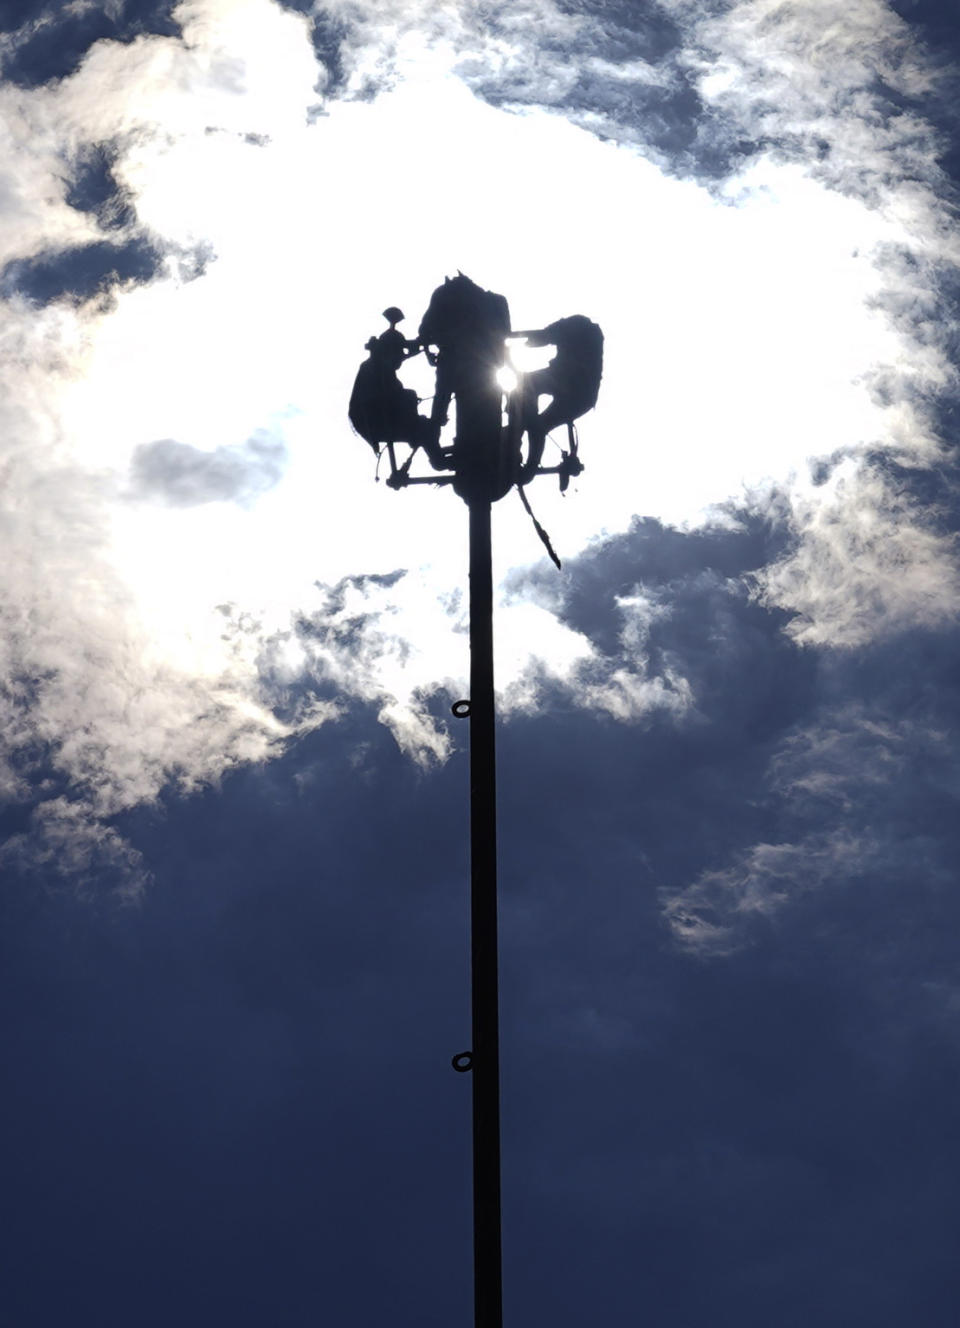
[3,1,960,1324]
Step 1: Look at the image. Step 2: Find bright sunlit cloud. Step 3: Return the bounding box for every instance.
[2,0,958,859]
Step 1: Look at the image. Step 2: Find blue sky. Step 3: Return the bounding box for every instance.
[3,2,960,1324]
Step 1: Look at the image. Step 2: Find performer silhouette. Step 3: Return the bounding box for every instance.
[515,315,603,481]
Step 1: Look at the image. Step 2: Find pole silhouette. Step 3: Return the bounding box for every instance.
[467,495,503,1328]
[349,275,602,1328]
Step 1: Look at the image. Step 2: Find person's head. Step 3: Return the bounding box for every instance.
[382,306,404,328]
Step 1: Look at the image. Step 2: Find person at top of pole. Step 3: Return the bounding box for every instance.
[348,308,439,465]
[378,306,420,370]
[418,274,511,442]
[514,315,603,483]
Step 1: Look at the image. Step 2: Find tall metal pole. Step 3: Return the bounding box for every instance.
[468,495,503,1328]
[352,278,600,1328]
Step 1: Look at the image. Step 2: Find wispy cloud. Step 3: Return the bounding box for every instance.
[662,698,959,954]
[663,827,874,955]
[0,796,152,899]
[756,460,960,646]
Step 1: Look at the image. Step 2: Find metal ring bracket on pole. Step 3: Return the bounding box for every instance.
[452,699,472,718]
[452,1051,474,1073]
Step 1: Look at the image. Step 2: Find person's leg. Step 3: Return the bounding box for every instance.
[518,369,552,483]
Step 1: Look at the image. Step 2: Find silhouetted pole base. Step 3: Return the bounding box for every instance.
[469,497,503,1328]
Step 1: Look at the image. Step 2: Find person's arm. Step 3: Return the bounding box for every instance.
[510,327,555,348]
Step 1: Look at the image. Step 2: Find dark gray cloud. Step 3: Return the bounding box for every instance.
[5,460,960,1323]
[498,493,960,955]
[63,142,137,232]
[0,0,181,86]
[6,535,960,1323]
[493,517,960,1322]
[511,507,811,733]
[553,0,683,62]
[1,236,163,304]
[0,142,183,305]
[462,0,732,173]
[292,0,960,197]
[130,432,288,507]
[889,2,960,182]
[275,0,350,94]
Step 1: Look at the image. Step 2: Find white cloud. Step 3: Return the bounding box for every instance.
[2,0,959,887]
[755,459,960,646]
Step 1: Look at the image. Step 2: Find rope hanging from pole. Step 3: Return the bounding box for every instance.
[517,482,562,570]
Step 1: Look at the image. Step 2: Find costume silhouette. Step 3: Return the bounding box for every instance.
[517,315,603,481]
[377,306,418,373]
[418,273,513,500]
[418,274,511,448]
[348,308,434,461]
